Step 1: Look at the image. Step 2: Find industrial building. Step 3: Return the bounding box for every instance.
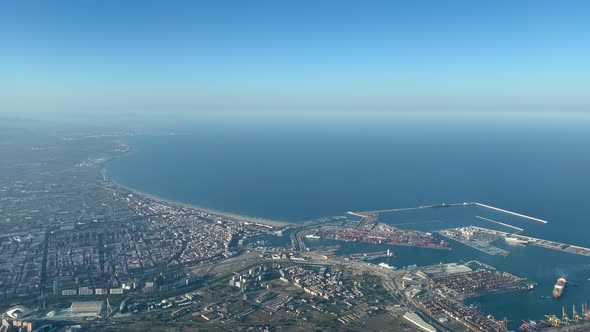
[69,301,105,317]
[403,311,437,332]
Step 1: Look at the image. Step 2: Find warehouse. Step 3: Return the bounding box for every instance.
[70,301,105,317]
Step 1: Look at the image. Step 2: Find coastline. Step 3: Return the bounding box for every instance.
[100,159,293,228]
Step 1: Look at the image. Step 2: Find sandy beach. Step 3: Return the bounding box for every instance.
[101,167,293,227]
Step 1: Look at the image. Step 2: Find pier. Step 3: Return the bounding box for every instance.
[469,225,510,237]
[353,202,471,215]
[354,214,378,231]
[347,250,393,261]
[443,226,590,258]
[475,215,524,232]
[350,201,549,225]
[346,211,379,231]
[346,201,590,258]
[438,226,510,256]
[346,211,369,218]
[474,202,549,224]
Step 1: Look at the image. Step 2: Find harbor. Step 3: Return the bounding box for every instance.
[268,203,590,331]
[437,225,590,258]
[351,201,549,225]
[518,303,590,331]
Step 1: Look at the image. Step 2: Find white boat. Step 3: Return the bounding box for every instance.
[378,262,394,269]
[504,236,528,245]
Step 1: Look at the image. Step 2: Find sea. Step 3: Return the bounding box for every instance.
[106,112,590,327]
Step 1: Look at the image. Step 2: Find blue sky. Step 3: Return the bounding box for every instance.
[1,0,590,113]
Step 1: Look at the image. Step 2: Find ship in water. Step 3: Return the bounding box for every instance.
[505,236,528,245]
[552,277,567,297]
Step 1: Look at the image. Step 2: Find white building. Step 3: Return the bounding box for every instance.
[403,311,436,332]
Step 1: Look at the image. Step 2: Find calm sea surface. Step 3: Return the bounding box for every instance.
[106,112,590,326]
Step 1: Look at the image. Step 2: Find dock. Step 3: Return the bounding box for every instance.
[347,250,393,261]
[438,227,510,256]
[510,234,590,257]
[346,211,369,218]
[346,211,379,231]
[469,226,510,237]
[445,226,590,258]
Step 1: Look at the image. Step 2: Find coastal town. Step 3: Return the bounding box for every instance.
[2,132,590,332]
[4,0,590,330]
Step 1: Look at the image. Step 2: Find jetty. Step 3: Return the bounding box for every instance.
[350,202,549,224]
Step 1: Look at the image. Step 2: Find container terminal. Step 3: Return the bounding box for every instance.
[399,261,533,332]
[394,260,590,332]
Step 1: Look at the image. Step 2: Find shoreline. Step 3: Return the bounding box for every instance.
[100,164,294,228]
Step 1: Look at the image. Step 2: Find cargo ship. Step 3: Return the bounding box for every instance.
[519,320,538,332]
[552,277,566,297]
[519,319,551,332]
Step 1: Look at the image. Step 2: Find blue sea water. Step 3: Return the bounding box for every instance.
[106,112,590,326]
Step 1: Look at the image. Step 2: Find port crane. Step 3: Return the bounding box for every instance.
[561,305,570,324]
[572,304,581,321]
[544,314,561,327]
[540,304,590,328]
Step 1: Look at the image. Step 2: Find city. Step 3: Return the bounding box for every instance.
[3,1,590,331]
[2,131,590,332]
